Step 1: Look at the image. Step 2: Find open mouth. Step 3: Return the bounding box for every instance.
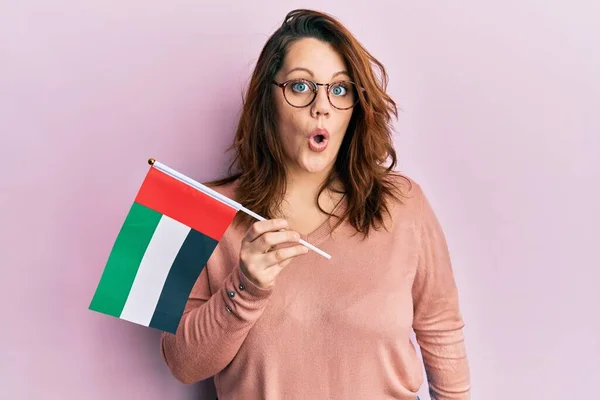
[313,134,325,143]
[308,128,329,152]
[308,133,329,152]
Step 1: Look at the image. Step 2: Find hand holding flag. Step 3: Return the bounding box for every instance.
[239,218,309,290]
[89,158,330,334]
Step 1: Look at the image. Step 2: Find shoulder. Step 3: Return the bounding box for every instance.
[380,171,442,240]
[384,171,427,214]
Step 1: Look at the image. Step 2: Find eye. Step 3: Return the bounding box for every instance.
[330,83,348,96]
[291,81,310,93]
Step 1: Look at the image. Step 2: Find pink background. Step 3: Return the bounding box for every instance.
[2,1,599,399]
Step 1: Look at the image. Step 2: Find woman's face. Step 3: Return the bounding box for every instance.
[273,37,355,177]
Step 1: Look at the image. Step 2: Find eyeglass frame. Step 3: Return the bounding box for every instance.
[272,78,364,110]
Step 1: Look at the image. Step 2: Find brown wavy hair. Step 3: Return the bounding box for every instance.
[206,9,411,239]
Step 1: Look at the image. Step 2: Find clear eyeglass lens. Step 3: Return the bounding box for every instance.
[284,79,357,108]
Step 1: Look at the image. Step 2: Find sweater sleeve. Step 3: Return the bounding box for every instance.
[412,187,471,399]
[160,262,273,384]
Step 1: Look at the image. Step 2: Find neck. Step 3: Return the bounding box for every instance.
[282,164,343,212]
[285,163,332,194]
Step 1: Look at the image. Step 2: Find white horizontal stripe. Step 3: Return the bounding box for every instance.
[119,215,190,327]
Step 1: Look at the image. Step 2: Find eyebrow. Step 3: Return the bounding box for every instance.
[286,67,350,80]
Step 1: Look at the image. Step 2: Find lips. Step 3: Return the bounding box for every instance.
[308,128,329,153]
[310,128,330,141]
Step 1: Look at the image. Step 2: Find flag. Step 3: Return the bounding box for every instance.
[89,163,238,334]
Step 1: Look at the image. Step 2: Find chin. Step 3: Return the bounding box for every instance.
[298,156,334,173]
[301,165,329,173]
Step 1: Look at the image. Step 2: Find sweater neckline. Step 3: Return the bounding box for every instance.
[299,194,348,245]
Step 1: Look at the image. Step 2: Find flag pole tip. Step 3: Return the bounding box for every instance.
[148,158,156,166]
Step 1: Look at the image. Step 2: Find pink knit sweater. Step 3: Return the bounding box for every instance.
[160,174,470,399]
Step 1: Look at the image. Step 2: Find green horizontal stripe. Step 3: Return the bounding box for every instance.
[89,203,162,317]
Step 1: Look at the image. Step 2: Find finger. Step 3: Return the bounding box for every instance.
[263,244,309,269]
[252,230,301,253]
[244,219,289,242]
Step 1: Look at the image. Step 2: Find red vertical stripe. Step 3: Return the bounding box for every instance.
[134,167,237,241]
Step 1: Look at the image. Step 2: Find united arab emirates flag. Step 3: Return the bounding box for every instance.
[89,163,237,334]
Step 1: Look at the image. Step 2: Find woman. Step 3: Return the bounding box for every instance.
[160,9,470,400]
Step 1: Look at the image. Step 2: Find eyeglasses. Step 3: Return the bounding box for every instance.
[272,78,361,110]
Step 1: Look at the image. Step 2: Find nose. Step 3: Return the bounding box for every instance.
[310,85,331,117]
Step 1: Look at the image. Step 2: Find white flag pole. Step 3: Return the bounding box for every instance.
[148,158,332,260]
